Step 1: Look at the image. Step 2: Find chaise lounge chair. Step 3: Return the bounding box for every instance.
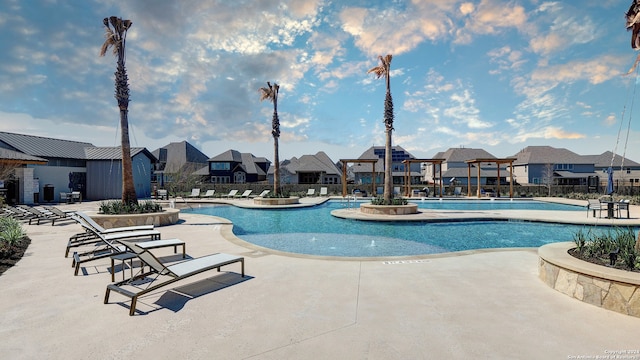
[238,190,252,198]
[320,187,328,196]
[255,190,270,198]
[105,239,245,316]
[306,188,316,197]
[222,189,238,198]
[187,188,201,198]
[202,189,215,198]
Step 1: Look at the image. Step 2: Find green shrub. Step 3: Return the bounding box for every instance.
[370,196,408,205]
[263,191,290,198]
[0,217,26,246]
[576,227,639,270]
[98,200,163,215]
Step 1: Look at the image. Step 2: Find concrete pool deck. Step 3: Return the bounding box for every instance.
[1,199,639,359]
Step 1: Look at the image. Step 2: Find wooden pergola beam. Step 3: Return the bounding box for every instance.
[339,159,379,197]
[402,159,445,198]
[464,158,516,198]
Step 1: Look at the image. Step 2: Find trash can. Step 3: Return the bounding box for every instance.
[44,184,54,202]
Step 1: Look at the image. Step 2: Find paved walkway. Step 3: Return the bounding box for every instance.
[1,199,639,359]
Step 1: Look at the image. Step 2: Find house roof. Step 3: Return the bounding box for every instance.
[152,141,209,173]
[0,148,48,164]
[209,149,244,162]
[583,151,640,168]
[269,152,341,175]
[210,149,269,176]
[0,131,94,159]
[512,146,589,165]
[84,147,156,161]
[436,147,496,163]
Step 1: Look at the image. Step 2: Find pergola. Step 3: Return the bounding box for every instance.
[339,159,379,197]
[401,159,445,197]
[464,158,516,198]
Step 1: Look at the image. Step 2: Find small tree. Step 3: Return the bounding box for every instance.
[367,54,394,204]
[100,16,137,206]
[542,163,555,197]
[259,82,281,196]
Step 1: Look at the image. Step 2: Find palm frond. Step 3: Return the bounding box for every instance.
[99,28,116,56]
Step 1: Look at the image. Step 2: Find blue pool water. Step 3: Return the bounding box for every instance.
[183,200,612,257]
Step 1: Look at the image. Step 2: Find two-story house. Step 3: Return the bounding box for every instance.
[208,149,270,184]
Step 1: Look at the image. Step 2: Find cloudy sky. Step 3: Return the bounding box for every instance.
[1,0,639,164]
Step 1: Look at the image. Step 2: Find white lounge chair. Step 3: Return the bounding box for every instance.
[187,188,200,198]
[239,190,252,198]
[223,190,238,198]
[256,190,270,198]
[202,189,215,198]
[320,187,328,196]
[105,239,245,316]
[306,189,316,197]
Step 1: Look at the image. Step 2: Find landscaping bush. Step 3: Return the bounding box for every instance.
[98,200,163,215]
[0,216,27,261]
[572,227,639,271]
[370,196,408,206]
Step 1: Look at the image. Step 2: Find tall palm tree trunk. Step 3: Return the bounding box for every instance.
[116,49,137,205]
[384,126,393,204]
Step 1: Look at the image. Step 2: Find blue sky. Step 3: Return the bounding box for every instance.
[1,0,639,164]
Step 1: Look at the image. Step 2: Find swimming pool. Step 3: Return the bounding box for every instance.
[183,200,616,257]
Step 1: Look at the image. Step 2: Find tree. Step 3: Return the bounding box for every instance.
[367,54,394,204]
[542,163,555,197]
[100,16,137,205]
[259,82,281,196]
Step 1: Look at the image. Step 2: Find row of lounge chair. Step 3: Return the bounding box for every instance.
[55,210,246,316]
[184,189,269,199]
[2,205,76,225]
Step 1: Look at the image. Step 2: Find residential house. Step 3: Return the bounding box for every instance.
[151,141,209,186]
[268,151,341,185]
[510,146,598,186]
[424,147,504,186]
[208,149,270,184]
[583,151,640,189]
[352,146,420,194]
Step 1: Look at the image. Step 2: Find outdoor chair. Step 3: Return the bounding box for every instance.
[187,188,200,198]
[616,199,630,219]
[306,188,316,197]
[238,190,252,198]
[587,199,603,218]
[222,189,238,198]
[320,187,328,196]
[255,190,269,198]
[105,239,245,316]
[202,189,215,198]
[43,206,76,225]
[454,187,462,197]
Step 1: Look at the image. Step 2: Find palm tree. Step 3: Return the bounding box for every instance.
[100,16,137,205]
[259,82,281,196]
[367,54,394,204]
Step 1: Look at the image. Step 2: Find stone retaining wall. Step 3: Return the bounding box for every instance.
[359,203,418,215]
[538,242,640,318]
[252,197,300,206]
[87,208,180,228]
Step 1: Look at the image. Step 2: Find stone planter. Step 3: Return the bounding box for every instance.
[359,203,419,215]
[538,242,640,318]
[87,208,180,228]
[253,196,300,206]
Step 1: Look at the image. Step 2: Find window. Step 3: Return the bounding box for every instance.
[234,172,246,184]
[211,176,230,183]
[210,162,230,171]
[627,168,631,174]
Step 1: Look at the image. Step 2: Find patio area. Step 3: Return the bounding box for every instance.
[0,200,639,359]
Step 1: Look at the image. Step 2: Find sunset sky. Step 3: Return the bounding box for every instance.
[1,0,639,164]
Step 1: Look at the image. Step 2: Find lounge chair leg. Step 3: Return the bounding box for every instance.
[104,288,111,304]
[129,296,138,316]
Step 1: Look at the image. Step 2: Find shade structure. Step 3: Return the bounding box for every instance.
[606,167,614,195]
